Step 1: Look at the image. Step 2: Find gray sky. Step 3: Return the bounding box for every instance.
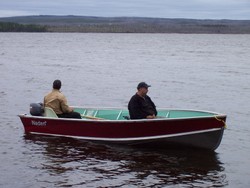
[0,0,249,19]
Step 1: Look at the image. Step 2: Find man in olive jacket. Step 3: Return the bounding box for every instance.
[128,82,157,119]
[44,80,81,119]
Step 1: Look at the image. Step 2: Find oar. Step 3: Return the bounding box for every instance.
[81,114,104,120]
[156,116,167,118]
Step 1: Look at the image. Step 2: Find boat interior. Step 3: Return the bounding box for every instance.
[43,107,217,120]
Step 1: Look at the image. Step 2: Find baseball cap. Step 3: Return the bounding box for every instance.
[137,82,151,89]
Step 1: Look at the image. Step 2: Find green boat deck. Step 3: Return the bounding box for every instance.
[73,108,216,120]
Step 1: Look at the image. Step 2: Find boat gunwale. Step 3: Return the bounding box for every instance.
[18,107,227,123]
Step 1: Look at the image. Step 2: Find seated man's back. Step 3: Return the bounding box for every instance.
[44,80,81,119]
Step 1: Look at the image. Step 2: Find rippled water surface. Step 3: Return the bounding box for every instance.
[0,33,250,187]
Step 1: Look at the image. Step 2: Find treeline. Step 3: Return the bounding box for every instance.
[0,16,250,33]
[0,22,47,32]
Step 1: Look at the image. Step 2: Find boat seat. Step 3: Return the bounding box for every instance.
[44,107,58,118]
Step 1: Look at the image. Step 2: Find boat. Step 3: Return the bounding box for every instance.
[18,105,227,150]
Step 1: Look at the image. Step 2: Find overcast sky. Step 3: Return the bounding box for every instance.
[0,0,249,20]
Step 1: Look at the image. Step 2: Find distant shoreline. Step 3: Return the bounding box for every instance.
[1,15,250,33]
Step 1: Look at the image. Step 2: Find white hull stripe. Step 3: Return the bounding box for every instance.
[30,128,222,142]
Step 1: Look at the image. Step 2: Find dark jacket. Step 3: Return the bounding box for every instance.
[128,93,157,119]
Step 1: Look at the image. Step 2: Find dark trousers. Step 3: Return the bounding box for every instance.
[57,111,81,119]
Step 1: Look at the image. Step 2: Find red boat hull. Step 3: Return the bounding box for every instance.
[18,114,226,150]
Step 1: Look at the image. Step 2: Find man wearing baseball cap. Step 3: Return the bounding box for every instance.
[128,82,157,119]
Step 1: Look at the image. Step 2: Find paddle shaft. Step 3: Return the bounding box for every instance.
[81,115,104,120]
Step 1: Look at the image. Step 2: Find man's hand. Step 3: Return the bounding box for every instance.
[146,114,156,119]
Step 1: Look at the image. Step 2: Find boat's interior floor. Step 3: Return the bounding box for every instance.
[40,107,218,120]
[71,108,215,120]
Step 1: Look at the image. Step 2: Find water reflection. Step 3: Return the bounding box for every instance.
[24,135,228,187]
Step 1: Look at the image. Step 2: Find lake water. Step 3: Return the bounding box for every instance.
[0,33,250,187]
